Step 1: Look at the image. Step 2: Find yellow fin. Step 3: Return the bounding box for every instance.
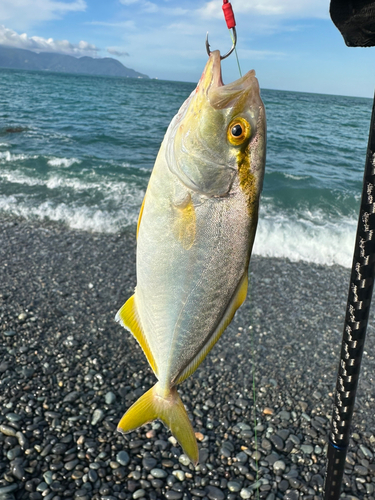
[175,272,248,385]
[137,192,147,239]
[118,383,199,465]
[116,295,158,376]
[172,196,196,250]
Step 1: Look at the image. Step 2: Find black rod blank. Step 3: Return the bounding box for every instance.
[324,93,375,499]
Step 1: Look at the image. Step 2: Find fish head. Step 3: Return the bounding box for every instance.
[168,50,266,204]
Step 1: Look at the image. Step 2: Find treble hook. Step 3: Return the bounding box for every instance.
[206,26,237,60]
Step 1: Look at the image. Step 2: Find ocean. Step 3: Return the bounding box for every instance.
[0,67,372,268]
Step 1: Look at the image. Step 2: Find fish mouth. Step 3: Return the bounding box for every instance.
[200,50,258,110]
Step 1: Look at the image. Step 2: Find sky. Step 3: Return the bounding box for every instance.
[1,0,375,97]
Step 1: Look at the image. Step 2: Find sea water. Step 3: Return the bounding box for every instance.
[0,67,372,267]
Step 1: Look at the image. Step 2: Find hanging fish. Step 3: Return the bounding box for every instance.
[116,50,266,464]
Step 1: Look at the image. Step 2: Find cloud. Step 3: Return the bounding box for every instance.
[0,0,86,30]
[0,25,99,56]
[87,20,135,29]
[107,47,129,57]
[198,0,329,20]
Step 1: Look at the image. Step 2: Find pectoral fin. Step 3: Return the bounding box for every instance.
[116,295,158,376]
[118,383,199,465]
[175,271,248,385]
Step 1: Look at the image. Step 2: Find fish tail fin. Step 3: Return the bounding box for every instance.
[117,382,199,465]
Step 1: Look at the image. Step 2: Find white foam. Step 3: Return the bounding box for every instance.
[253,208,357,268]
[0,151,38,162]
[0,169,44,186]
[0,193,143,233]
[47,157,81,168]
[283,173,310,181]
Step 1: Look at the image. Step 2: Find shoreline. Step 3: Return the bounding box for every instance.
[1,218,374,500]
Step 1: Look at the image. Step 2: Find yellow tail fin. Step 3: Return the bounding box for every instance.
[117,383,199,465]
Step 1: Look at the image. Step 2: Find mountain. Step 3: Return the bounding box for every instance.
[0,46,149,79]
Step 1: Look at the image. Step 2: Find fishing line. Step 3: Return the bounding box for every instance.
[248,277,260,500]
[230,30,242,78]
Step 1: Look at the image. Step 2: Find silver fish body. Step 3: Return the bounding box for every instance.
[116,50,266,463]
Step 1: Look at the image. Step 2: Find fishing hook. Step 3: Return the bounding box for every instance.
[205,26,237,60]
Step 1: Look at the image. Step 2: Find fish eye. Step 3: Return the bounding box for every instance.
[231,124,243,137]
[227,118,251,146]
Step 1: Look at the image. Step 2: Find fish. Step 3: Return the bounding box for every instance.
[116,50,266,465]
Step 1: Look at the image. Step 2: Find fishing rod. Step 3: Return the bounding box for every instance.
[325,1,375,498]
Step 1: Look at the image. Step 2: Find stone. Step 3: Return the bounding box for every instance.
[228,481,241,492]
[116,451,130,466]
[91,409,104,425]
[105,392,116,404]
[206,485,225,500]
[150,468,167,479]
[273,460,286,473]
[240,488,252,499]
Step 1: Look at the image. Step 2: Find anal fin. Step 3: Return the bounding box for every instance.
[116,295,158,376]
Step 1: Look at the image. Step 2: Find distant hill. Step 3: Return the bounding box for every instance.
[0,46,149,79]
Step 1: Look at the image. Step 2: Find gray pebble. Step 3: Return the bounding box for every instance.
[278,410,291,420]
[270,434,284,451]
[36,483,49,493]
[5,413,22,423]
[43,471,53,485]
[228,481,241,492]
[236,452,248,463]
[173,470,185,481]
[105,391,116,404]
[63,391,80,403]
[116,450,130,466]
[288,435,300,445]
[6,446,21,460]
[0,424,17,437]
[0,493,16,500]
[88,469,98,482]
[206,485,225,500]
[0,484,18,494]
[240,488,252,499]
[150,468,167,479]
[142,457,157,470]
[64,459,79,471]
[132,489,146,499]
[366,483,374,495]
[91,408,104,425]
[178,454,190,466]
[4,330,16,337]
[11,461,25,480]
[15,431,27,449]
[284,490,299,500]
[261,438,272,451]
[278,480,289,492]
[273,460,286,473]
[164,492,182,500]
[284,469,299,479]
[300,444,314,455]
[354,464,368,476]
[359,445,373,459]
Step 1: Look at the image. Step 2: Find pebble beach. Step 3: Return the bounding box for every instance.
[1,218,375,500]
